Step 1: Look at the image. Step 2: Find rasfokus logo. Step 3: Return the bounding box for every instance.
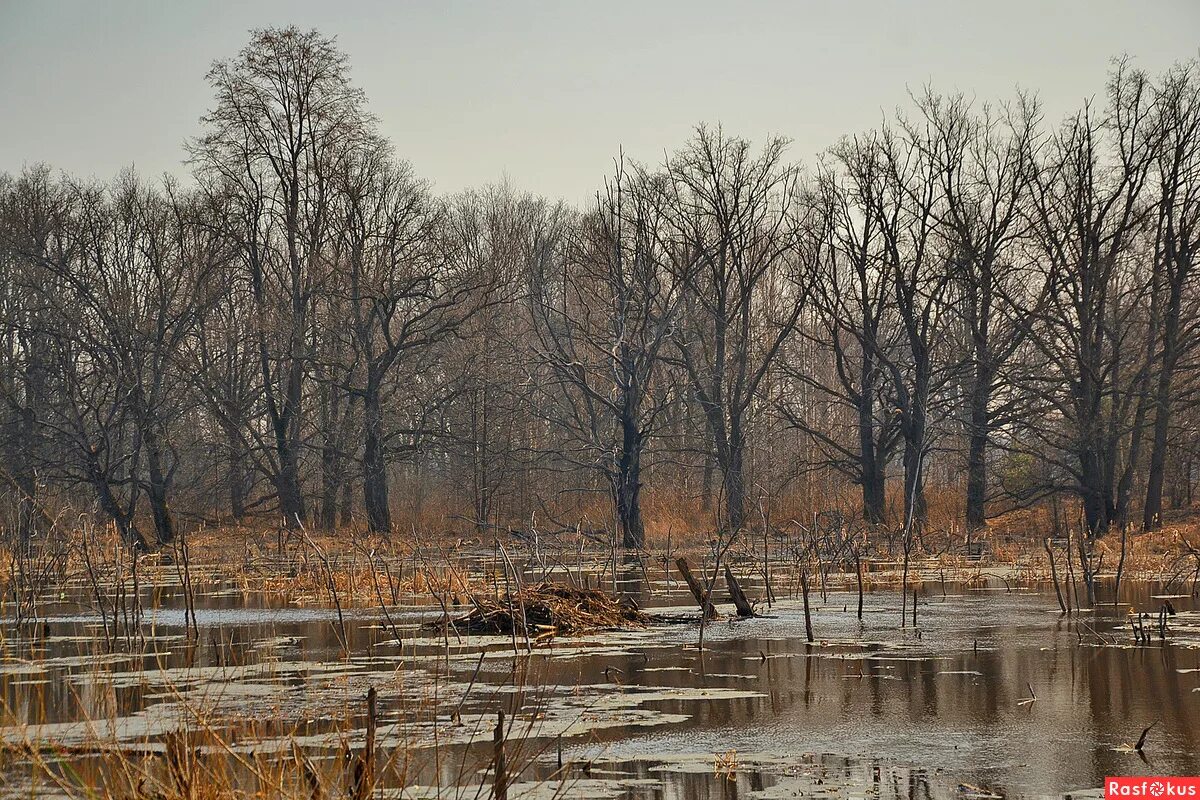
[1106,778,1200,798]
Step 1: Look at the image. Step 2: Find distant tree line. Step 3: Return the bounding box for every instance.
[2,28,1198,549]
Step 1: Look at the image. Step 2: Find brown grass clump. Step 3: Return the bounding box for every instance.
[403,564,473,596]
[1092,519,1200,578]
[440,582,647,639]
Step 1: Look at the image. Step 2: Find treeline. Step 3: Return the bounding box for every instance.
[2,28,1198,549]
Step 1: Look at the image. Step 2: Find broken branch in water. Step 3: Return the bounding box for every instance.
[676,557,718,619]
[1135,719,1159,752]
[724,565,756,618]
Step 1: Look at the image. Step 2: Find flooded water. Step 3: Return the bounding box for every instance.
[1,558,1198,799]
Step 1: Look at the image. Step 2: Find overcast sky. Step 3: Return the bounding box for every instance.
[2,1,1198,206]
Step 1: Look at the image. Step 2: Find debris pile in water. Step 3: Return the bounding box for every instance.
[435,582,647,639]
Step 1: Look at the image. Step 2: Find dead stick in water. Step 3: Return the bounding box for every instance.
[1135,719,1159,752]
[353,686,377,800]
[724,565,755,618]
[800,568,814,643]
[676,557,717,619]
[366,550,405,646]
[452,652,486,724]
[291,741,322,800]
[296,519,349,652]
[494,709,508,800]
[1114,525,1127,607]
[855,549,864,621]
[1044,538,1066,614]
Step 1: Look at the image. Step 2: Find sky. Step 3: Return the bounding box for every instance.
[1,1,1198,206]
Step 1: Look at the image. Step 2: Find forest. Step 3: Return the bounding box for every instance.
[5,30,1198,554]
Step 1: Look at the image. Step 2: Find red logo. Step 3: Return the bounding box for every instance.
[1107,778,1200,798]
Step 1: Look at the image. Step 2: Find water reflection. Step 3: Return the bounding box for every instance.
[1,562,1197,798]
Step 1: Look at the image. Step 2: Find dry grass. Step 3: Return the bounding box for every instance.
[234,560,476,607]
[3,492,1198,797]
[0,655,561,800]
[5,490,1200,616]
[1092,518,1200,579]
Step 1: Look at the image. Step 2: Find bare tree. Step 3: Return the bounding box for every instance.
[188,260,262,523]
[530,161,679,548]
[9,175,222,547]
[335,148,506,533]
[658,127,812,532]
[1017,61,1160,535]
[1144,60,1200,530]
[915,90,1041,533]
[0,167,65,546]
[782,143,899,524]
[440,188,546,534]
[190,26,373,526]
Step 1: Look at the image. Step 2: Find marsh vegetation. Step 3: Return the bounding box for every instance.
[3,23,1200,799]
[1,522,1199,799]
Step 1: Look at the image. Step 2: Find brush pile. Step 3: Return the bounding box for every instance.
[437,582,647,639]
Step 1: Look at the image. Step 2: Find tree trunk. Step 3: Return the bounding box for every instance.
[1144,282,1183,530]
[723,429,746,532]
[275,447,305,527]
[724,565,755,617]
[863,466,886,525]
[615,416,644,549]
[281,178,309,528]
[87,457,148,551]
[1144,389,1172,530]
[965,364,991,532]
[264,246,308,528]
[701,444,714,511]
[362,389,391,533]
[858,351,885,524]
[228,450,249,522]
[340,472,354,527]
[675,557,717,619]
[11,406,39,548]
[13,340,47,547]
[319,443,340,531]
[270,386,306,527]
[14,466,38,549]
[470,386,492,533]
[218,419,250,522]
[901,421,927,531]
[1080,448,1110,537]
[144,437,176,545]
[858,402,885,524]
